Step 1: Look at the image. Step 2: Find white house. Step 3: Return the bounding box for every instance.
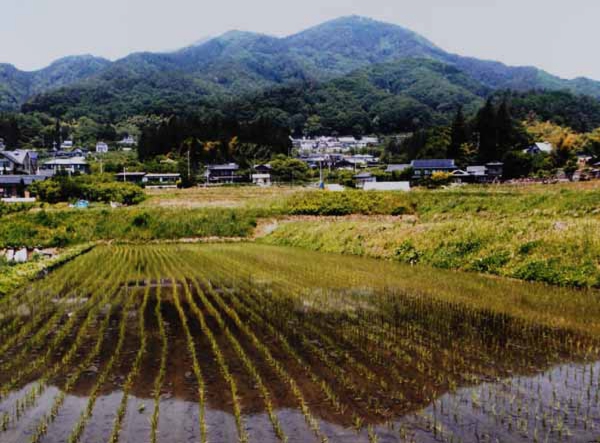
[41,157,89,175]
[96,142,109,153]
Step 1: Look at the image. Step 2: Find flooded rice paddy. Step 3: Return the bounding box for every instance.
[0,244,599,442]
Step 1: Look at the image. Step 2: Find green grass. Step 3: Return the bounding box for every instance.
[0,207,261,248]
[264,183,600,288]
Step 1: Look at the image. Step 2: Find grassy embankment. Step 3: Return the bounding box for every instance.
[264,182,600,288]
[0,182,599,288]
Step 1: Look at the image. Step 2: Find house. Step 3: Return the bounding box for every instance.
[351,154,378,165]
[115,172,147,183]
[354,172,376,189]
[363,181,410,191]
[60,140,74,150]
[524,142,553,155]
[454,163,504,183]
[252,174,271,187]
[142,173,181,187]
[0,150,37,175]
[53,148,88,158]
[96,142,109,153]
[411,159,457,179]
[41,157,89,175]
[0,175,48,198]
[206,163,241,184]
[117,135,137,147]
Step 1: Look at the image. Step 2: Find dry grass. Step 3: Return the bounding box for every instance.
[142,185,311,209]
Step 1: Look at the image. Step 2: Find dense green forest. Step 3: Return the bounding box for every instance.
[4,15,600,116]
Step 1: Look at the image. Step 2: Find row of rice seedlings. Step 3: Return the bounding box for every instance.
[190,250,419,393]
[0,247,131,424]
[180,264,328,442]
[29,283,122,443]
[0,249,120,375]
[107,251,153,443]
[0,248,101,355]
[152,248,208,443]
[1,249,131,433]
[186,253,371,424]
[208,253,443,382]
[67,249,139,443]
[149,260,168,443]
[217,276,373,429]
[163,267,249,443]
[166,251,286,442]
[238,279,412,411]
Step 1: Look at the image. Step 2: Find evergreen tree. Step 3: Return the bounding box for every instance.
[496,98,514,155]
[476,98,498,162]
[448,106,468,162]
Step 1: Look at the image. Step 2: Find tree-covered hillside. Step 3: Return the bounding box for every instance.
[0,56,111,111]
[6,16,600,117]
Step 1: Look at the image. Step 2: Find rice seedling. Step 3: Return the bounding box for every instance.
[0,243,598,442]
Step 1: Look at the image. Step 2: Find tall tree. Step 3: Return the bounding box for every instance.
[448,106,468,162]
[476,98,498,162]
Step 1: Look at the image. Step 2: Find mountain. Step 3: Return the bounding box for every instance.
[0,55,111,111]
[8,15,600,120]
[224,58,489,136]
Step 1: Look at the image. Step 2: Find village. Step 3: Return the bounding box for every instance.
[0,134,599,201]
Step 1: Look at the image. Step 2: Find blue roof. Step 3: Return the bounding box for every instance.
[411,159,456,169]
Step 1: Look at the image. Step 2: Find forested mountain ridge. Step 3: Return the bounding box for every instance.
[0,55,111,111]
[4,15,600,119]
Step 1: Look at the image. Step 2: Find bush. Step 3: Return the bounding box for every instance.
[30,176,145,205]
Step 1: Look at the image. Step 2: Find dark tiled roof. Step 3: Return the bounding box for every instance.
[411,159,456,169]
[0,175,47,185]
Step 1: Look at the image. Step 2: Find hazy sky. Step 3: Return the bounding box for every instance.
[2,0,599,80]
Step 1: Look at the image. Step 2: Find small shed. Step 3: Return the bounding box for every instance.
[354,172,376,189]
[252,173,272,187]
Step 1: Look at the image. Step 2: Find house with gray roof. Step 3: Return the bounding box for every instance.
[205,163,241,184]
[41,156,89,175]
[410,159,457,179]
[0,175,48,198]
[0,150,37,175]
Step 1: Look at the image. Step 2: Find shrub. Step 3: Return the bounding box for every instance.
[394,241,420,264]
[30,176,146,205]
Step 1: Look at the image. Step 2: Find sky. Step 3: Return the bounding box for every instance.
[2,0,599,80]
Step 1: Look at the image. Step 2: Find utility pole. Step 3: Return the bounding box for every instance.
[319,159,324,189]
[187,149,191,180]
